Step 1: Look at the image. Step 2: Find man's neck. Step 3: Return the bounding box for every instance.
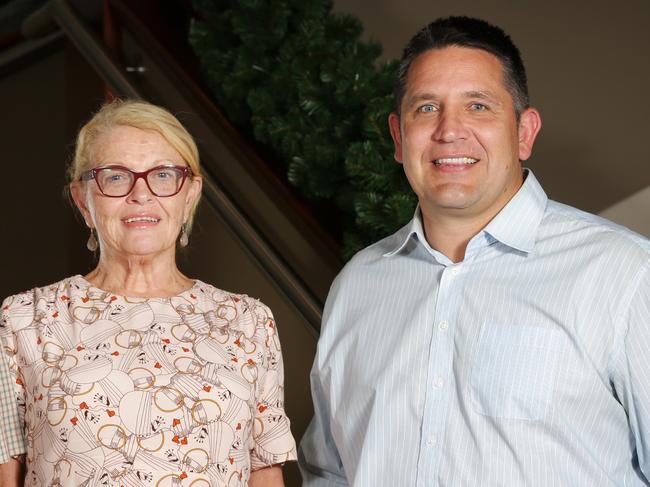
[420,209,496,263]
[418,172,528,262]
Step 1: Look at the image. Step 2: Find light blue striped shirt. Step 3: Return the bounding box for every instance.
[300,170,650,486]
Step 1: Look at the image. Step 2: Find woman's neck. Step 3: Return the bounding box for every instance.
[84,252,193,298]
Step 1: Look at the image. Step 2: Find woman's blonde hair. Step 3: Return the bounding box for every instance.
[70,99,202,232]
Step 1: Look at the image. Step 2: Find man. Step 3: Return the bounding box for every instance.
[299,16,650,486]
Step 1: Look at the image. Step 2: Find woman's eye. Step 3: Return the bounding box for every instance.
[155,170,175,180]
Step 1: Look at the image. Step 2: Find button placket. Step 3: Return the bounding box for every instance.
[417,264,465,487]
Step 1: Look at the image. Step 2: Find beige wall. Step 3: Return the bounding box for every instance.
[0,42,104,300]
[333,0,650,215]
[1,48,73,298]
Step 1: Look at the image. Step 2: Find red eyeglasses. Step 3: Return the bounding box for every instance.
[80,165,192,197]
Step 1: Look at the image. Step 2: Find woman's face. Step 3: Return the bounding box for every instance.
[71,125,202,261]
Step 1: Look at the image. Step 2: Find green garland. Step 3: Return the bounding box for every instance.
[189,0,417,259]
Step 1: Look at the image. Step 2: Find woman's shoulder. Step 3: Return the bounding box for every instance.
[193,280,269,308]
[2,275,83,303]
[1,275,84,327]
[192,281,276,329]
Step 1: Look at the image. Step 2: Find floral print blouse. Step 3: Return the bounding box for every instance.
[0,275,297,486]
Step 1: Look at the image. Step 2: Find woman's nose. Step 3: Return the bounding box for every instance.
[127,177,154,204]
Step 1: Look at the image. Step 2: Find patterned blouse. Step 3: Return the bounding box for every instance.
[0,275,297,486]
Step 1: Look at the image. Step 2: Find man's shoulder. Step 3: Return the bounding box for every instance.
[325,222,413,299]
[544,200,650,258]
[342,222,413,272]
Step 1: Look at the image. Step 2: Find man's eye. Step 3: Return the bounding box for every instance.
[470,103,487,111]
[419,104,437,113]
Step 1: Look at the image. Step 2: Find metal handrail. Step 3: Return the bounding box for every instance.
[47,0,322,336]
[49,0,138,98]
[0,30,63,78]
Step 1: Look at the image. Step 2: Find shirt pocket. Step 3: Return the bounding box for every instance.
[470,323,564,421]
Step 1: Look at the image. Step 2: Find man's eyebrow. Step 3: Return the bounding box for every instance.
[464,90,502,104]
[404,93,439,108]
[404,90,503,107]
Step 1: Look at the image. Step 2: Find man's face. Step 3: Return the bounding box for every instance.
[389,46,541,223]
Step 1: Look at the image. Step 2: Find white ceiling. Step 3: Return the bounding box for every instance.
[600,185,650,238]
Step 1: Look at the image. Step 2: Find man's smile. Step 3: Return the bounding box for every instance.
[433,156,479,166]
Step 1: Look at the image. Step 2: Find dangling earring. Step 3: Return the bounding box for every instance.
[86,228,98,252]
[179,224,189,247]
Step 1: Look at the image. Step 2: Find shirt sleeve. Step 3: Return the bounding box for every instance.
[612,261,650,479]
[0,297,27,463]
[298,276,349,487]
[298,365,348,486]
[247,299,298,470]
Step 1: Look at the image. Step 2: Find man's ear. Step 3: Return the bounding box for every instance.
[70,181,93,227]
[518,107,542,161]
[388,112,404,164]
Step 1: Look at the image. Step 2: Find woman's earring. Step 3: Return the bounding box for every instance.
[179,224,189,247]
[86,228,98,252]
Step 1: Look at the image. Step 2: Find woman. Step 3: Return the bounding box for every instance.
[0,99,297,486]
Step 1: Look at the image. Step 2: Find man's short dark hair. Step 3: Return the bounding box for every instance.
[395,16,529,117]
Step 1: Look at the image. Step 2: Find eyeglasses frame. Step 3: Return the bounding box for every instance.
[80,164,193,198]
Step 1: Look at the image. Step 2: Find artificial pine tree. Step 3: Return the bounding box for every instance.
[190,0,417,259]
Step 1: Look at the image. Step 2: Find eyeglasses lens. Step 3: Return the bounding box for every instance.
[97,168,133,196]
[146,167,184,196]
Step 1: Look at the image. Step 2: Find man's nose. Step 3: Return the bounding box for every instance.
[432,109,469,142]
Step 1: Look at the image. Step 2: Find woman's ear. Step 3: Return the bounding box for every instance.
[183,175,203,221]
[70,181,93,227]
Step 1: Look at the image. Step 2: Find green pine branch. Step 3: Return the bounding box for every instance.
[190,0,417,260]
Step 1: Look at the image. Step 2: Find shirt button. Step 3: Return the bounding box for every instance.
[427,435,437,447]
[449,267,459,275]
[433,377,444,389]
[439,320,449,331]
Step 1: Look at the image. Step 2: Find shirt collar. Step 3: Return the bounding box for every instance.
[384,169,548,257]
[383,206,428,257]
[482,169,547,253]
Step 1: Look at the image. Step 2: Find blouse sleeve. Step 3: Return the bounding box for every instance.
[245,298,297,470]
[0,295,27,462]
